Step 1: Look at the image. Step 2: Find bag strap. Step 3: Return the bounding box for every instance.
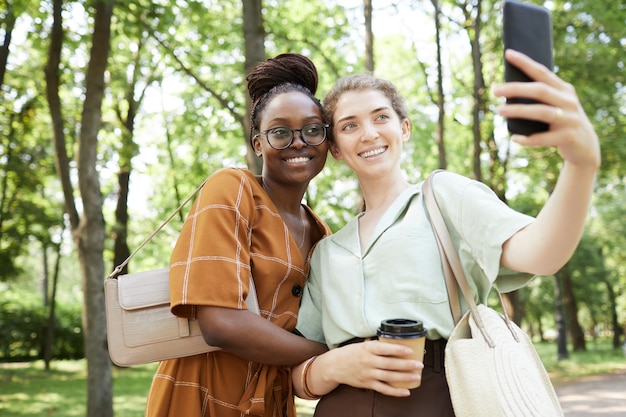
[107,177,261,316]
[422,170,463,324]
[423,170,505,347]
[423,182,462,324]
[107,178,209,279]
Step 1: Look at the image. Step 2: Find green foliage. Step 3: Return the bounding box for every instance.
[1,0,625,358]
[518,277,560,340]
[551,0,626,177]
[588,179,626,325]
[0,91,63,280]
[568,235,611,325]
[0,0,68,281]
[0,286,84,361]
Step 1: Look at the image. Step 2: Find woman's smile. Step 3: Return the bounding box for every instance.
[285,155,313,164]
[359,146,388,159]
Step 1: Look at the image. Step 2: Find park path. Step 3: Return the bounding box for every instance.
[297,369,626,417]
[555,369,626,416]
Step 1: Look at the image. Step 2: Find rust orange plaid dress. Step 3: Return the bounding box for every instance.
[145,168,330,417]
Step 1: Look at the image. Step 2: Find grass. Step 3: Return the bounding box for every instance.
[0,361,156,417]
[1,339,625,416]
[534,338,626,385]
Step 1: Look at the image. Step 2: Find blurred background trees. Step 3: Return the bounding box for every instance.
[1,1,624,416]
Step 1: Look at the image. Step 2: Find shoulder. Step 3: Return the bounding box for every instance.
[207,167,256,186]
[426,170,497,206]
[204,168,261,195]
[197,168,263,209]
[422,170,513,233]
[429,170,481,192]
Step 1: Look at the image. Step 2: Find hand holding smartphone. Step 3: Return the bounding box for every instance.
[503,0,554,136]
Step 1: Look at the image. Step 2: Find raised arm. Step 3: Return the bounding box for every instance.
[495,49,601,275]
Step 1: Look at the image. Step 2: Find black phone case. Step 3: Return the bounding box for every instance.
[503,0,553,135]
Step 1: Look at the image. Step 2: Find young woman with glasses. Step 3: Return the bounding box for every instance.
[145,53,331,417]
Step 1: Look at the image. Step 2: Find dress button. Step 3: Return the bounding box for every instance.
[292,285,303,297]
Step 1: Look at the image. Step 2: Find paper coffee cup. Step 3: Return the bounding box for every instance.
[377,318,428,389]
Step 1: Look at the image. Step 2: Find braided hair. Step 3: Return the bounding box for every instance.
[246,53,322,146]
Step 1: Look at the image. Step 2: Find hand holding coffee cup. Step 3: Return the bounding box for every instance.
[377,318,428,389]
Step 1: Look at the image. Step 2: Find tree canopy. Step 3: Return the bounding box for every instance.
[1,0,625,414]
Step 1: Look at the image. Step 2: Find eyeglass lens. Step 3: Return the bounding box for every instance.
[266,123,327,149]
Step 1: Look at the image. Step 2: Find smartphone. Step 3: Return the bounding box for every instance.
[503,0,554,136]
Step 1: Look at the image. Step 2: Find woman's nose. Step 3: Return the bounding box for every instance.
[290,130,307,148]
[360,122,378,141]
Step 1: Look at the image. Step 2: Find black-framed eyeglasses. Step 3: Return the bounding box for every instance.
[254,123,329,150]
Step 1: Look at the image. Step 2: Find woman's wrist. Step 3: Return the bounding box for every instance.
[299,349,343,399]
[301,356,321,399]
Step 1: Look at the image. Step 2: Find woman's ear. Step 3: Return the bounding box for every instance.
[329,141,343,160]
[252,135,263,157]
[401,118,411,142]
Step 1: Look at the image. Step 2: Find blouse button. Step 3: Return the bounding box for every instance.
[292,285,303,297]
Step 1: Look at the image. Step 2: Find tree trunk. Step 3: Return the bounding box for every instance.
[559,265,586,351]
[0,4,16,90]
[112,38,147,274]
[363,0,374,72]
[45,0,80,229]
[537,313,546,342]
[468,0,484,182]
[44,0,73,373]
[45,1,114,414]
[430,0,446,169]
[597,247,622,349]
[112,170,130,274]
[554,273,569,360]
[77,2,115,416]
[600,277,622,349]
[242,0,264,174]
[603,280,623,349]
[44,235,63,370]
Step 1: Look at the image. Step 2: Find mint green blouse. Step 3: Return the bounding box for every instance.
[296,171,535,348]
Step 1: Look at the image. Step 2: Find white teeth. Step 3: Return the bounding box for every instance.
[287,156,310,163]
[360,147,386,158]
